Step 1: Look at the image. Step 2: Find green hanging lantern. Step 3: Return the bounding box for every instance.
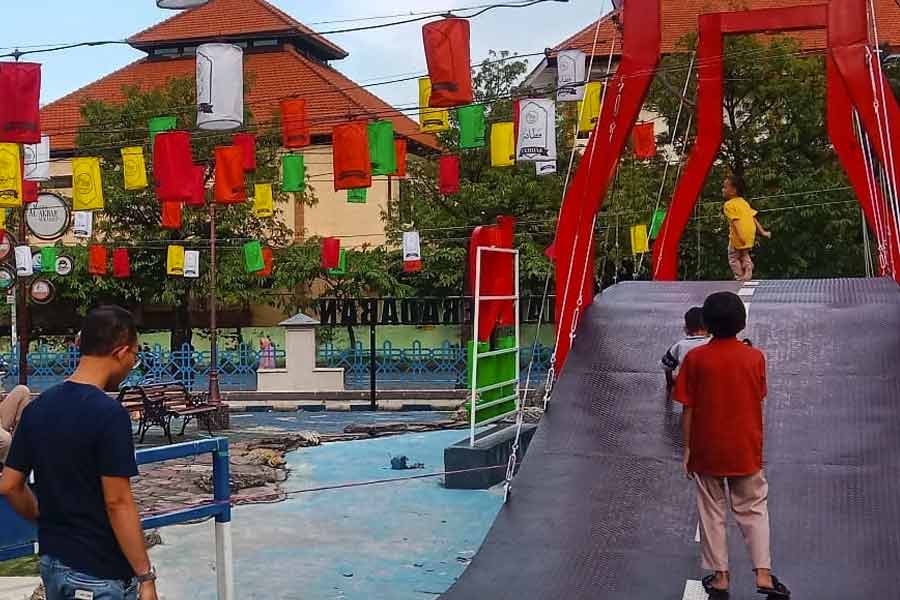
[40,247,57,273]
[368,120,396,176]
[243,240,265,273]
[327,249,347,277]
[458,104,487,149]
[148,116,177,151]
[649,209,667,239]
[282,154,305,193]
[347,188,367,204]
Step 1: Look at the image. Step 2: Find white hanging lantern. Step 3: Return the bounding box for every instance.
[516,99,557,163]
[403,231,422,272]
[557,50,586,102]
[73,211,93,239]
[157,0,210,8]
[15,246,33,277]
[24,135,50,182]
[196,43,244,131]
[184,250,200,278]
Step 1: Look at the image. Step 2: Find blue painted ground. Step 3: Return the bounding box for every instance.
[150,429,503,600]
[228,410,453,434]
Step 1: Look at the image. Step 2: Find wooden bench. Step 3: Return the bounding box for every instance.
[117,382,219,444]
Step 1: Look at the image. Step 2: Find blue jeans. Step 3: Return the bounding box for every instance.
[40,556,138,600]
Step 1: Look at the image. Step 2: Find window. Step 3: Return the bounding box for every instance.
[253,39,279,48]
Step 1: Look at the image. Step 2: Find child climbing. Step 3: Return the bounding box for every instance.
[723,175,771,282]
[674,292,790,599]
[661,306,708,393]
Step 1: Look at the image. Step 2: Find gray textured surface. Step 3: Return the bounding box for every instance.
[442,279,900,600]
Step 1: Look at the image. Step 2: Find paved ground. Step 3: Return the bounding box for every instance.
[0,576,40,599]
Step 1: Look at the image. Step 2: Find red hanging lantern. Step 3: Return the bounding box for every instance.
[214,145,246,204]
[467,216,516,341]
[153,131,194,202]
[394,139,407,178]
[321,237,341,269]
[280,98,310,149]
[186,165,206,207]
[21,159,38,203]
[88,245,107,276]
[632,122,657,159]
[439,155,460,195]
[0,62,41,144]
[257,246,274,277]
[332,122,371,191]
[112,248,130,279]
[232,133,257,172]
[422,18,473,108]
[161,201,182,230]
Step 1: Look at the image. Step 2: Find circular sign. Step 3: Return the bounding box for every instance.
[26,193,71,241]
[55,256,74,277]
[30,278,54,304]
[0,265,16,291]
[31,251,43,273]
[0,231,15,262]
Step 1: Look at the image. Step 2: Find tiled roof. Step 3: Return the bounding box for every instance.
[40,46,437,151]
[129,0,347,60]
[553,0,900,57]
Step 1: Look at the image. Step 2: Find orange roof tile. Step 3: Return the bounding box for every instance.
[553,0,900,56]
[40,46,436,152]
[129,0,347,60]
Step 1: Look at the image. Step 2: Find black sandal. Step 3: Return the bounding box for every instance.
[757,574,790,598]
[702,574,730,598]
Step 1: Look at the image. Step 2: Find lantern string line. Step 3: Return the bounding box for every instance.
[304,0,551,26]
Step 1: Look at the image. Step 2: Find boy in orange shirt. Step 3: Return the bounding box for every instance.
[675,292,790,598]
[723,175,771,282]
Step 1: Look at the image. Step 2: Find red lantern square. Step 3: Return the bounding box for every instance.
[153,131,194,202]
[332,122,372,191]
[632,122,657,159]
[161,201,182,230]
[112,248,130,279]
[422,18,473,108]
[321,237,341,269]
[439,155,460,195]
[281,98,310,149]
[257,246,274,277]
[0,62,41,144]
[88,245,107,276]
[186,165,207,207]
[214,145,246,204]
[232,133,257,172]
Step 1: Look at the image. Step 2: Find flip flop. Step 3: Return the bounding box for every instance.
[702,574,730,598]
[757,574,790,598]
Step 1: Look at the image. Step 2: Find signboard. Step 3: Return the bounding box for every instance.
[26,193,70,240]
[0,231,14,262]
[55,256,74,277]
[317,296,556,327]
[29,278,53,304]
[0,265,16,292]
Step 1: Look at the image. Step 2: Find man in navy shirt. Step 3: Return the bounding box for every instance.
[0,306,158,600]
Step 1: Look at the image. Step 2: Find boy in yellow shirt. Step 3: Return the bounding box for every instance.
[722,176,771,281]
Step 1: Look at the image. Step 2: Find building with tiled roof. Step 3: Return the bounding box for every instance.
[40,0,435,247]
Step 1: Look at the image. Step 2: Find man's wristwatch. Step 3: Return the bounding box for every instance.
[136,567,157,584]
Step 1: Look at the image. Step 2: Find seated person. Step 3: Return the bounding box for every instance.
[0,386,33,467]
[661,307,709,392]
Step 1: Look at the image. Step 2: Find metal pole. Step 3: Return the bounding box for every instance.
[17,149,28,387]
[208,199,221,402]
[369,322,377,411]
[213,443,234,600]
[470,247,483,447]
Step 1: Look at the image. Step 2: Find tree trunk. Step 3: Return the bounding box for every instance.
[171,297,193,351]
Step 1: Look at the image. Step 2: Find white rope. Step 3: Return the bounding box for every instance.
[854,109,891,275]
[862,206,875,277]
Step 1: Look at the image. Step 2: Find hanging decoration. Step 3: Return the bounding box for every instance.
[15,246,33,277]
[321,237,341,270]
[649,209,666,239]
[214,145,246,204]
[577,82,603,134]
[112,248,130,279]
[30,250,43,273]
[418,78,450,133]
[88,244,107,276]
[257,247,274,278]
[121,146,148,191]
[73,211,93,238]
[254,183,274,218]
[332,122,371,191]
[0,209,5,230]
[402,231,422,273]
[536,161,557,176]
[232,133,257,172]
[55,255,73,277]
[368,121,396,176]
[490,123,516,168]
[24,136,50,182]
[282,154,305,193]
[196,43,244,131]
[166,245,185,276]
[21,178,38,205]
[243,240,264,273]
[439,155,460,195]
[394,140,407,178]
[0,144,22,208]
[458,104,486,150]
[184,250,200,279]
[0,62,41,144]
[557,49,587,102]
[39,247,56,274]
[72,157,104,211]
[422,18,473,107]
[516,99,557,162]
[153,131,194,202]
[161,201,182,230]
[157,0,210,9]
[632,122,657,159]
[631,224,649,254]
[280,98,310,148]
[347,188,367,204]
[468,216,516,341]
[186,165,207,207]
[148,116,177,150]
[328,249,347,277]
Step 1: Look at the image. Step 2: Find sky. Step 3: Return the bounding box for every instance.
[0,0,611,110]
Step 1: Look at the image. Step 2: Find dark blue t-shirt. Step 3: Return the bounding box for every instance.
[6,381,138,580]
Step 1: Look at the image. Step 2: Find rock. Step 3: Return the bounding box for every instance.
[246,448,287,468]
[30,584,45,600]
[145,530,163,549]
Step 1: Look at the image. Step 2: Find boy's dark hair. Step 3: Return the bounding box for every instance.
[725,174,746,197]
[684,306,705,333]
[79,306,138,357]
[702,292,746,338]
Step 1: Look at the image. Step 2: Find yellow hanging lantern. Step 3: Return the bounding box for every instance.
[121,147,148,191]
[490,122,516,167]
[631,224,649,255]
[418,78,450,133]
[254,183,274,218]
[72,157,104,211]
[0,209,6,230]
[0,144,23,209]
[577,82,604,134]
[167,245,185,276]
